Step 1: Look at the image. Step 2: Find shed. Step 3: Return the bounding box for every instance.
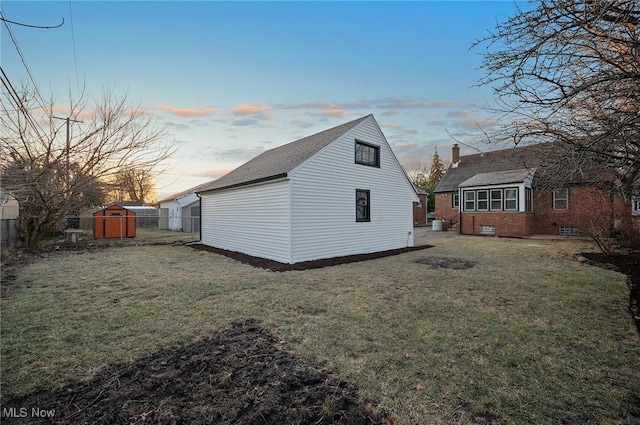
[197,114,418,264]
[93,203,136,239]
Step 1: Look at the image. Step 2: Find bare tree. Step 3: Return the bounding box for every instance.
[109,167,157,204]
[1,82,174,248]
[474,0,640,201]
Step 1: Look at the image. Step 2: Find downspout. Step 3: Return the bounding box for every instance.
[197,193,202,242]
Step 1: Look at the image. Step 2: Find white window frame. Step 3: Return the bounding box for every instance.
[504,188,518,211]
[477,190,489,211]
[463,190,475,211]
[553,188,568,210]
[490,189,502,211]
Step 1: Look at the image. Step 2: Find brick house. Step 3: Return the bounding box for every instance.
[413,186,429,226]
[434,144,630,237]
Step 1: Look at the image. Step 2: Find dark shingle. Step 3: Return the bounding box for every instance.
[435,144,548,193]
[198,115,371,193]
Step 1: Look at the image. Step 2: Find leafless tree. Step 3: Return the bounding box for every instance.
[1,82,174,248]
[108,167,157,204]
[474,0,639,201]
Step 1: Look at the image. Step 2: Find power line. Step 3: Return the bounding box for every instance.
[0,15,64,29]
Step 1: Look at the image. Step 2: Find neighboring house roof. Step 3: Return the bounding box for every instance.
[459,168,534,188]
[197,115,371,193]
[435,144,548,193]
[157,181,212,204]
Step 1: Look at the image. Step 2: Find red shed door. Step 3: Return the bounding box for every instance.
[105,211,124,238]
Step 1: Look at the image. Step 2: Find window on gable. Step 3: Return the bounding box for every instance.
[355,141,380,167]
[553,188,568,210]
[356,189,370,222]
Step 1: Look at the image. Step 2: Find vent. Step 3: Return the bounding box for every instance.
[479,225,496,235]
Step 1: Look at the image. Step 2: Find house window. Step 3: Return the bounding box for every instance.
[356,189,370,222]
[463,190,475,211]
[452,193,459,209]
[490,189,502,211]
[553,188,568,210]
[559,226,580,236]
[477,190,489,211]
[632,197,640,216]
[355,141,380,167]
[504,188,518,211]
[525,188,533,212]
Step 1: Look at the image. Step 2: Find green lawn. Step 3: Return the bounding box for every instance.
[1,236,638,424]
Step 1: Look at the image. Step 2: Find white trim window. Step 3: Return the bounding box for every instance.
[464,190,475,211]
[452,192,459,209]
[553,188,568,210]
[504,188,518,211]
[632,197,640,216]
[477,190,489,211]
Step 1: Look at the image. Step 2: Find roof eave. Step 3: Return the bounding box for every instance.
[197,173,289,194]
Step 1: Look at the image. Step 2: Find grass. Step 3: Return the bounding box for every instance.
[1,236,639,424]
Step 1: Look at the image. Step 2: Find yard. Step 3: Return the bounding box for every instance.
[1,236,639,424]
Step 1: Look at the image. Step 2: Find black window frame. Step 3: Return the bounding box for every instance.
[355,140,380,168]
[356,189,371,222]
[525,187,533,212]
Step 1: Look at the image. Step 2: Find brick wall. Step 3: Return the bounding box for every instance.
[434,192,459,229]
[412,193,428,226]
[533,186,616,236]
[460,212,533,237]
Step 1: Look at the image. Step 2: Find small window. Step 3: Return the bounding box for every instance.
[356,189,370,222]
[490,189,502,211]
[355,141,380,167]
[477,190,489,211]
[525,188,533,212]
[464,190,475,211]
[504,188,518,211]
[479,225,496,235]
[559,226,580,236]
[553,188,568,210]
[633,198,640,216]
[452,193,459,209]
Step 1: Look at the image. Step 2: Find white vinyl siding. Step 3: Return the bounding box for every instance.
[288,117,416,264]
[200,179,291,263]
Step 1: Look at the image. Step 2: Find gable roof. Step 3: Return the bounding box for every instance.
[156,181,212,204]
[435,144,548,193]
[197,115,371,193]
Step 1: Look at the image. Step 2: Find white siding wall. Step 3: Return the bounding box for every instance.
[289,117,417,263]
[159,200,181,231]
[200,179,292,263]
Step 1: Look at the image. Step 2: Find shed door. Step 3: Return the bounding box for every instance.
[105,212,124,238]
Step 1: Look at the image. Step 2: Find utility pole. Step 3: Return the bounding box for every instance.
[53,116,82,197]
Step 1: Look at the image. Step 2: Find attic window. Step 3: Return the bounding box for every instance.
[355,141,380,167]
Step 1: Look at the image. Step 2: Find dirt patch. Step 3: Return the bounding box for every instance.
[189,244,433,271]
[1,319,390,424]
[581,251,640,334]
[413,256,476,270]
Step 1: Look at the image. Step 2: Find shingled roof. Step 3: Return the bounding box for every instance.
[197,115,371,193]
[435,144,548,193]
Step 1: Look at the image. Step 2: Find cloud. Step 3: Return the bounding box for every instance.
[321,107,344,117]
[156,104,218,117]
[445,109,471,118]
[164,121,191,131]
[231,104,273,115]
[199,146,266,162]
[186,168,232,179]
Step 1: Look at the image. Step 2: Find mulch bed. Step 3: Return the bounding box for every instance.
[189,244,433,272]
[581,251,640,334]
[2,319,391,425]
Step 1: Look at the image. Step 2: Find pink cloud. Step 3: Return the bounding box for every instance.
[231,104,273,115]
[321,107,344,117]
[156,104,218,117]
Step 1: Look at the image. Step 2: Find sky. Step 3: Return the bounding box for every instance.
[1,0,523,201]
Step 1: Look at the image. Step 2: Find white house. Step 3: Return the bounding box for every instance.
[197,114,419,264]
[157,184,206,232]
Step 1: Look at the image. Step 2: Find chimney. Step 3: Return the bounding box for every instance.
[452,143,460,164]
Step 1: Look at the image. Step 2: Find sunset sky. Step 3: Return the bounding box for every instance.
[2,1,523,200]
